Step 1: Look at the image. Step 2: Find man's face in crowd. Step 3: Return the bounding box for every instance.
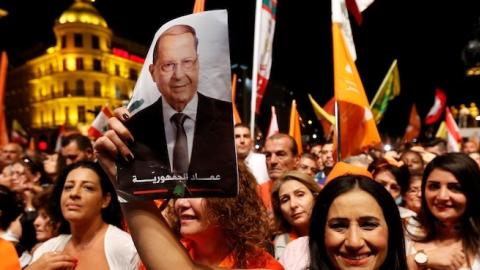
[321,143,335,168]
[234,126,253,159]
[297,157,319,177]
[264,137,298,180]
[61,141,92,165]
[1,143,22,165]
[149,32,199,112]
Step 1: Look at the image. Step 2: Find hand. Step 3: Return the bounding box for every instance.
[26,251,77,270]
[94,107,134,181]
[425,244,465,270]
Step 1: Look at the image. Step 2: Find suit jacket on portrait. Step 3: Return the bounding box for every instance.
[117,92,238,199]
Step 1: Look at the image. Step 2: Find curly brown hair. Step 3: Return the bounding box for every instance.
[202,162,271,268]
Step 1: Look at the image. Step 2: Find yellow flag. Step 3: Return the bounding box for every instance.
[288,100,303,154]
[332,23,381,159]
[370,59,400,124]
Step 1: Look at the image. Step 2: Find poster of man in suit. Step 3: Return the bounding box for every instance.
[117,10,237,200]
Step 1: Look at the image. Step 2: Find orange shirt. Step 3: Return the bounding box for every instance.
[0,238,21,270]
[183,240,284,270]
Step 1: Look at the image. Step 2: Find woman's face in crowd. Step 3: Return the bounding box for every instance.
[325,188,389,270]
[278,180,316,234]
[404,178,422,214]
[425,168,467,225]
[401,152,423,174]
[175,198,216,240]
[60,168,110,223]
[374,170,401,200]
[33,208,56,242]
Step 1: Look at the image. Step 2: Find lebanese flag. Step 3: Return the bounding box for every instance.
[252,0,277,114]
[266,106,279,139]
[332,22,381,159]
[445,107,461,152]
[88,106,112,140]
[425,88,447,125]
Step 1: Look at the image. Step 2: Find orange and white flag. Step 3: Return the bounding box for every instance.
[445,107,461,152]
[403,104,421,142]
[289,100,303,154]
[332,23,381,159]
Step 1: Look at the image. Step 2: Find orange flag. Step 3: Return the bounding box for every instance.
[288,100,303,154]
[231,73,242,124]
[332,23,381,159]
[193,0,205,13]
[0,51,9,146]
[403,103,421,142]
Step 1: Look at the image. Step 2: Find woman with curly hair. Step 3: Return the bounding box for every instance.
[121,162,282,269]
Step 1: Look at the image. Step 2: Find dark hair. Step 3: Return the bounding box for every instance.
[0,184,23,230]
[61,133,93,152]
[234,123,250,130]
[309,175,407,270]
[152,24,199,64]
[418,153,480,260]
[272,171,320,234]
[21,155,51,186]
[267,133,298,156]
[371,159,410,195]
[50,161,123,234]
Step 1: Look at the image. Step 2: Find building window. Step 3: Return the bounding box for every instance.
[115,64,120,76]
[76,80,85,96]
[65,107,70,124]
[129,68,138,80]
[63,81,69,96]
[91,35,100,49]
[50,85,54,98]
[115,84,121,99]
[74,33,83,47]
[49,64,53,74]
[62,59,67,71]
[61,35,67,48]
[78,106,86,123]
[41,111,44,127]
[93,81,101,97]
[76,58,84,70]
[93,59,102,71]
[52,110,56,126]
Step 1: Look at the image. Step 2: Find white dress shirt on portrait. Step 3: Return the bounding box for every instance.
[162,93,198,171]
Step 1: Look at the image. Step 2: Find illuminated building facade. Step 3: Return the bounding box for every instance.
[6,0,145,138]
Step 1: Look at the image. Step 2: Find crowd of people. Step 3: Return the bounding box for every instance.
[1,117,480,270]
[2,25,480,268]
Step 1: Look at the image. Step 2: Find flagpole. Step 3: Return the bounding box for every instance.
[335,100,341,162]
[250,0,262,138]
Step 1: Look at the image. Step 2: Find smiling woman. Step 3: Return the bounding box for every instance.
[308,175,407,270]
[406,153,480,270]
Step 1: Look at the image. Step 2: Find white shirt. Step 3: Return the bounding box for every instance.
[162,93,198,171]
[31,225,139,270]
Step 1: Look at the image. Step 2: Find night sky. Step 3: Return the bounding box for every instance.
[0,0,479,142]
